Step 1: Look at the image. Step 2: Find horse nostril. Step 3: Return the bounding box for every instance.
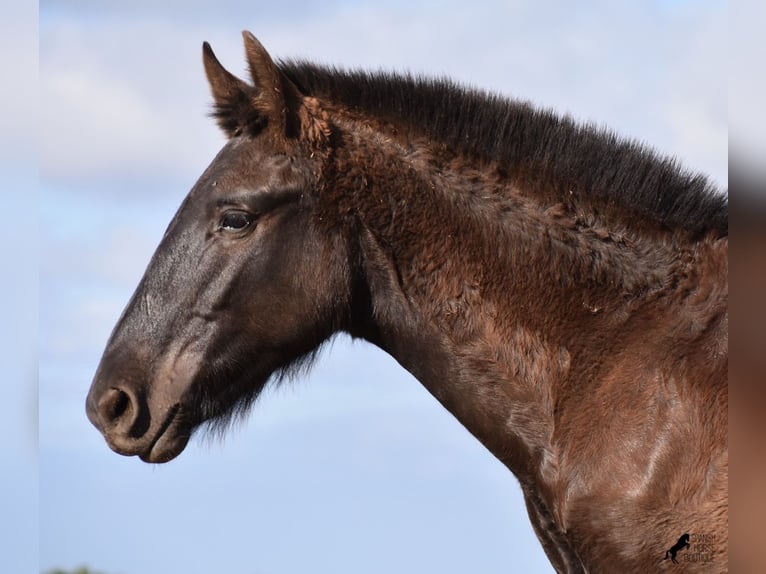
[95,385,152,441]
[112,389,131,420]
[100,387,135,427]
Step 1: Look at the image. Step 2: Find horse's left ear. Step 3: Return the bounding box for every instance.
[242,31,331,147]
[203,41,257,137]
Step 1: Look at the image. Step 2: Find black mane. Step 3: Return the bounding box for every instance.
[279,61,727,238]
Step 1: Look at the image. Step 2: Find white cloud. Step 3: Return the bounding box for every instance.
[43,66,160,177]
[40,19,224,189]
[659,2,728,184]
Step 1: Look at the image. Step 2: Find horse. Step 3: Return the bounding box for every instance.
[664,533,691,564]
[86,32,728,572]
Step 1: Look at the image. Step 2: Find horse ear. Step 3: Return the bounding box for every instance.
[203,33,331,145]
[242,31,286,118]
[242,31,331,147]
[203,41,262,137]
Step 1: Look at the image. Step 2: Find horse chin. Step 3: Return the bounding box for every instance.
[103,423,190,463]
[133,404,193,463]
[139,431,191,463]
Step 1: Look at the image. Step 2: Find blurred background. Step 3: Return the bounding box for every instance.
[5,0,742,573]
[729,3,766,572]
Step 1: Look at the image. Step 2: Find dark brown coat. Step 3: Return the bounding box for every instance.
[87,32,728,573]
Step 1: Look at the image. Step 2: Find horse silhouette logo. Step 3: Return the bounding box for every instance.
[663,533,690,564]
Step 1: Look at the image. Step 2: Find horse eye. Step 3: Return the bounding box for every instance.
[219,211,255,232]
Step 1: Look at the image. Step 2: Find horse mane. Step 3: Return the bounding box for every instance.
[278,61,728,239]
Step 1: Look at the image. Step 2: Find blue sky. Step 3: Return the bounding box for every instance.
[30,2,728,573]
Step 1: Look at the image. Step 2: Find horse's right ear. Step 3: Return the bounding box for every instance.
[203,41,264,138]
[241,31,331,148]
[203,35,331,147]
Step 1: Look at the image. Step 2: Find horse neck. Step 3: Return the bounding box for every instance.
[318,116,728,570]
[326,122,692,471]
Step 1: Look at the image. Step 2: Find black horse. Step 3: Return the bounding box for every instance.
[86,32,728,572]
[664,533,691,564]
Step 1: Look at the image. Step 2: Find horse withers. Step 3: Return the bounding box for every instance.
[86,32,728,572]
